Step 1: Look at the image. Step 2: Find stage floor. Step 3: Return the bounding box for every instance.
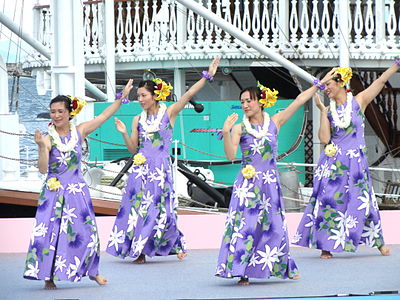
[1,246,399,300]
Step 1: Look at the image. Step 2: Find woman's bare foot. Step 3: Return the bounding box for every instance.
[177,252,187,260]
[44,279,56,290]
[238,277,249,286]
[290,274,301,280]
[320,250,333,259]
[379,245,391,256]
[89,274,108,286]
[132,254,146,264]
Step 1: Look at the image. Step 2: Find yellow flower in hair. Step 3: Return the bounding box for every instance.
[47,177,62,191]
[324,143,337,157]
[68,96,87,118]
[153,78,173,101]
[257,81,279,108]
[334,67,353,87]
[133,153,147,166]
[241,164,256,179]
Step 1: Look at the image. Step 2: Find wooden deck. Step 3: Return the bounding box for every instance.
[0,189,215,216]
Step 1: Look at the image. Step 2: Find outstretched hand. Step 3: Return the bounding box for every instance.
[121,79,134,99]
[222,113,238,134]
[114,117,127,134]
[207,56,221,77]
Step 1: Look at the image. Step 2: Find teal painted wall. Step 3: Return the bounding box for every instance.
[90,100,305,183]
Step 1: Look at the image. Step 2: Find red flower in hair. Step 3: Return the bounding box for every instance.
[157,83,163,90]
[72,99,78,110]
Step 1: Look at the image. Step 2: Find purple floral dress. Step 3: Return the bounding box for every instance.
[106,111,186,259]
[215,121,299,280]
[293,97,385,252]
[24,129,100,282]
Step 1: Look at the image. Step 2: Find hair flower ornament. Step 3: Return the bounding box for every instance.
[241,165,256,179]
[67,96,87,118]
[257,81,279,108]
[133,153,147,166]
[47,177,62,191]
[333,67,353,87]
[153,78,173,101]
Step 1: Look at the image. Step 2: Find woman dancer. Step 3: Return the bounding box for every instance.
[106,57,220,263]
[23,80,133,289]
[293,61,400,258]
[216,81,320,285]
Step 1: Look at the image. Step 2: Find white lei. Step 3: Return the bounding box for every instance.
[243,112,270,139]
[139,102,167,133]
[48,123,78,152]
[330,92,353,129]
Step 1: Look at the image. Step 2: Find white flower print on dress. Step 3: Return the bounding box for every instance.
[328,228,346,249]
[132,235,149,256]
[248,253,259,267]
[30,220,48,245]
[149,164,166,188]
[346,149,360,159]
[292,231,302,243]
[108,225,125,251]
[249,138,265,155]
[225,209,236,227]
[256,244,279,271]
[262,170,277,185]
[54,255,67,272]
[233,178,256,207]
[66,183,86,195]
[66,256,81,279]
[24,261,40,278]
[127,207,138,232]
[361,220,382,246]
[315,161,330,180]
[56,151,71,166]
[357,190,371,216]
[87,233,99,256]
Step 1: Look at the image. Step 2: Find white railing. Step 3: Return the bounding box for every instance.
[29,0,400,68]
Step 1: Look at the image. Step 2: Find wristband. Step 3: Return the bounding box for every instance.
[394,56,400,66]
[202,71,214,82]
[313,79,326,91]
[116,92,129,104]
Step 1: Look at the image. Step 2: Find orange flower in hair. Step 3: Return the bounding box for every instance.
[153,78,173,101]
[333,67,353,87]
[257,81,278,108]
[67,96,87,118]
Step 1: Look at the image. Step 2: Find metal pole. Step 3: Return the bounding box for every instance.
[339,0,350,67]
[104,0,116,102]
[0,11,108,100]
[175,0,315,84]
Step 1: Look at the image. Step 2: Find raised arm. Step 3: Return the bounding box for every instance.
[78,79,134,139]
[222,113,241,160]
[167,57,220,124]
[34,130,51,174]
[271,85,319,130]
[356,62,400,111]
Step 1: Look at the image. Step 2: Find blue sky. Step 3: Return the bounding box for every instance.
[0,0,42,63]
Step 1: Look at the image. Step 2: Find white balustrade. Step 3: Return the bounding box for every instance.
[28,0,400,68]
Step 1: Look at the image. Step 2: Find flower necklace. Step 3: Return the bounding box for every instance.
[329,92,353,129]
[48,123,78,152]
[139,102,167,133]
[243,112,270,139]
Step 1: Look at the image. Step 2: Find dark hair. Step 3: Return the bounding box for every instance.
[49,95,73,119]
[138,80,157,95]
[240,86,261,102]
